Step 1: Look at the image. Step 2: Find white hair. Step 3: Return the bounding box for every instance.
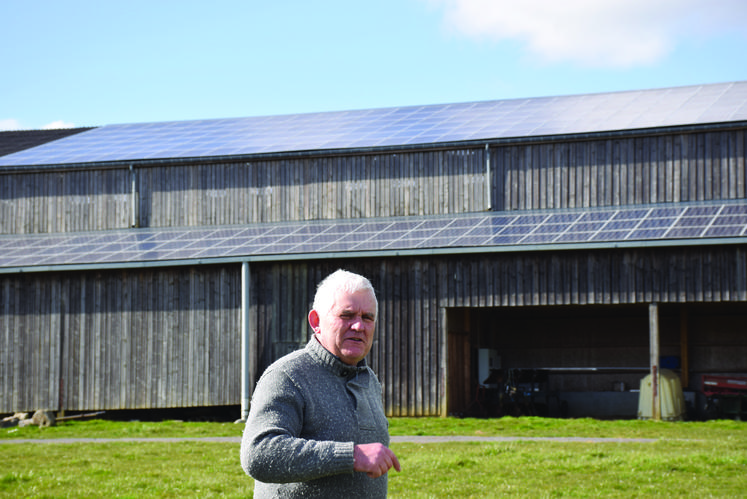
[312,269,378,319]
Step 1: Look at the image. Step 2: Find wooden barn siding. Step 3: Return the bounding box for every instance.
[138,149,486,228]
[0,148,489,234]
[0,168,131,234]
[3,127,743,235]
[0,267,240,413]
[494,130,746,210]
[251,245,746,417]
[0,277,61,412]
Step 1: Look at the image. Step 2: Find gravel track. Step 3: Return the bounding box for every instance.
[1,436,658,444]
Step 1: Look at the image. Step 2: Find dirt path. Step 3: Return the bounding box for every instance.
[1,435,659,444]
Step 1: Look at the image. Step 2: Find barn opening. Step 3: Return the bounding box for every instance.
[446,302,747,419]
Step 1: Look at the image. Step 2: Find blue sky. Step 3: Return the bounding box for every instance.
[2,0,746,131]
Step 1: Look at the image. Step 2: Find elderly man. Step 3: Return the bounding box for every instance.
[240,269,400,498]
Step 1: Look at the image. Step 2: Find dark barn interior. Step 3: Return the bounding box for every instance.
[447,302,747,419]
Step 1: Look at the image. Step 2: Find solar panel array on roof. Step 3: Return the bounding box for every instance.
[1,81,746,167]
[2,200,745,271]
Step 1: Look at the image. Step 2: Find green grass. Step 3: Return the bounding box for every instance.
[2,417,746,498]
[389,439,746,498]
[1,418,242,440]
[390,415,747,440]
[1,441,253,498]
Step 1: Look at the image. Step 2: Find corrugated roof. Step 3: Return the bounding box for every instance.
[1,81,746,168]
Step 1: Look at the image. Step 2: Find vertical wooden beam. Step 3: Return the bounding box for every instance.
[649,302,661,421]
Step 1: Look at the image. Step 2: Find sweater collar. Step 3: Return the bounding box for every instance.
[307,336,368,378]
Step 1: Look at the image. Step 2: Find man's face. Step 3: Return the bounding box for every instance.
[309,288,377,366]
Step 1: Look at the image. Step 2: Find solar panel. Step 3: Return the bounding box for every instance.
[2,82,747,167]
[1,200,745,271]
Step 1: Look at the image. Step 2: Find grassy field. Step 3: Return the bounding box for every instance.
[2,416,745,498]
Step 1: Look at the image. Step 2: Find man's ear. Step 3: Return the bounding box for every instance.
[308,309,320,333]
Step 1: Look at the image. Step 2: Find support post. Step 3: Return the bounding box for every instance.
[240,262,252,422]
[440,307,448,418]
[649,303,661,421]
[485,143,492,211]
[129,164,139,228]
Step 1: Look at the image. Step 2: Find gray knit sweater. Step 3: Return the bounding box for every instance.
[240,337,390,498]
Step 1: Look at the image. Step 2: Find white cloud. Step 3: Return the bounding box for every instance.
[425,0,747,68]
[42,120,76,130]
[0,119,76,131]
[0,119,23,131]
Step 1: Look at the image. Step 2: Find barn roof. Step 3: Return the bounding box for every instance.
[1,81,747,169]
[2,199,746,273]
[0,127,93,158]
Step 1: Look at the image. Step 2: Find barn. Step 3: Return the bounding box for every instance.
[1,81,746,421]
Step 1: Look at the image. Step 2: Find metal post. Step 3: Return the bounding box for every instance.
[440,307,448,418]
[649,302,661,421]
[240,262,252,421]
[129,164,139,228]
[485,143,492,211]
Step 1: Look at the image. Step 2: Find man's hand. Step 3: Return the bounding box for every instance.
[353,442,402,478]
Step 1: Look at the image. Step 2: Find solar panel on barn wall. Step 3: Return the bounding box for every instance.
[1,199,745,272]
